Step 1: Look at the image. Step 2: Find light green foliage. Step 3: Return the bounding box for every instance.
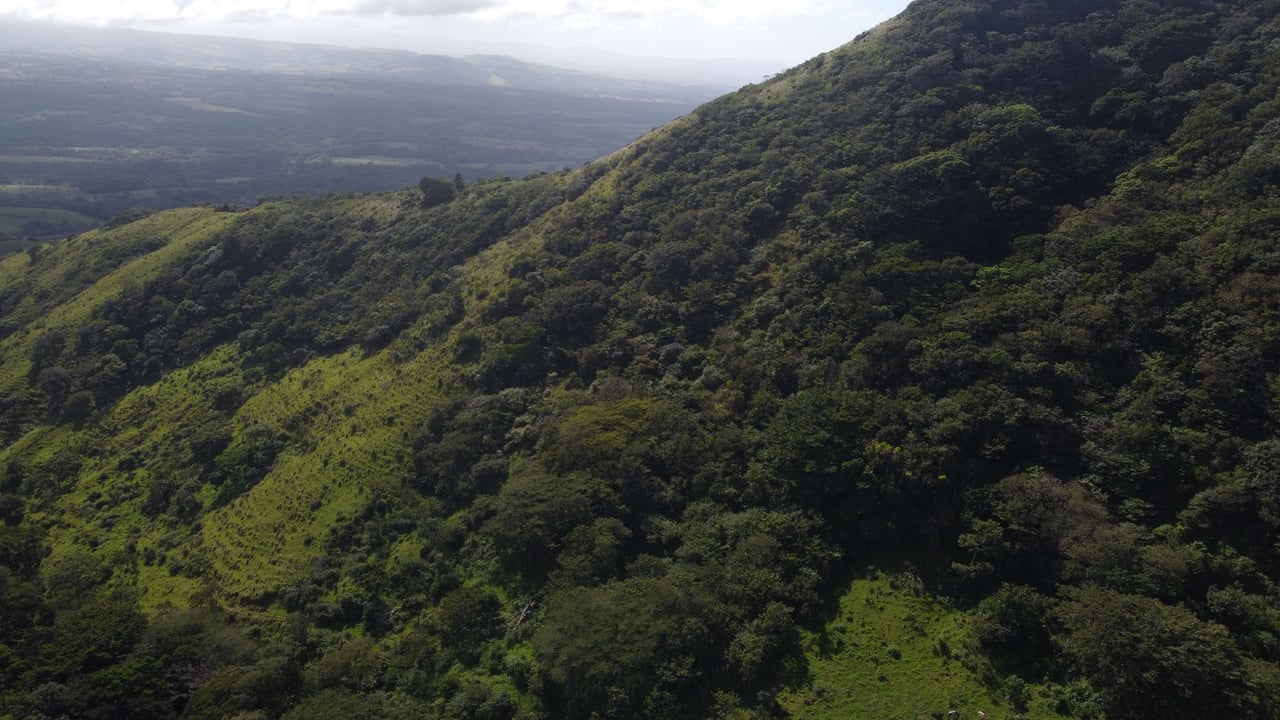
[201,346,444,601]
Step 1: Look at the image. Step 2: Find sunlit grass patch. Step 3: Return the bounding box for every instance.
[202,344,450,603]
[779,575,1066,720]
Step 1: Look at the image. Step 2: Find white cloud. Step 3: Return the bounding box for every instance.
[485,0,828,23]
[0,0,907,67]
[0,0,834,24]
[343,0,498,16]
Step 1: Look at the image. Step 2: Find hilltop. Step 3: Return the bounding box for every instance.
[3,1,1280,718]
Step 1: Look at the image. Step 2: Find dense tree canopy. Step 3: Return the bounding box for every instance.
[3,0,1280,718]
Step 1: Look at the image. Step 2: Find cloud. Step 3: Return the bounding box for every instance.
[0,0,496,21]
[0,0,844,28]
[491,0,832,25]
[344,0,497,16]
[630,0,820,19]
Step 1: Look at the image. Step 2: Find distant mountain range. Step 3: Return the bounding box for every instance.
[0,21,733,96]
[0,21,721,235]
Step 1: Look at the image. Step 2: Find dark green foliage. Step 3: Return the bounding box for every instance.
[1055,586,1275,718]
[0,525,42,577]
[535,577,706,719]
[420,177,459,208]
[482,468,615,583]
[551,517,631,588]
[972,584,1056,677]
[435,586,503,665]
[209,423,288,506]
[33,589,145,678]
[182,656,303,720]
[412,391,532,510]
[281,688,431,720]
[0,566,42,641]
[103,207,156,229]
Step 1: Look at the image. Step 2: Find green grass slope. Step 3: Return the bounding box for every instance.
[781,576,1063,720]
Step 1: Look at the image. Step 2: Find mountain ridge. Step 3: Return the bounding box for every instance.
[0,20,732,94]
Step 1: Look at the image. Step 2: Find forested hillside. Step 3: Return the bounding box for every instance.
[3,0,1280,718]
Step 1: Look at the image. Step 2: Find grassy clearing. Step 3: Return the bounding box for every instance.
[328,156,442,167]
[457,161,564,176]
[0,184,72,193]
[779,575,1066,720]
[458,137,545,152]
[165,97,256,115]
[0,154,94,163]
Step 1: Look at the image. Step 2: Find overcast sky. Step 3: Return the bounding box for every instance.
[0,0,912,72]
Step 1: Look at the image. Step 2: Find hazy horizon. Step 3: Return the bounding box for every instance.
[0,1,912,82]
